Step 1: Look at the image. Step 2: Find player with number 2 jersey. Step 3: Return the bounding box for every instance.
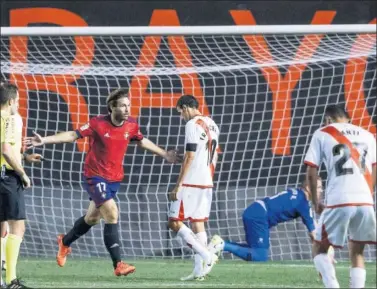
[305,122,375,208]
[305,104,376,289]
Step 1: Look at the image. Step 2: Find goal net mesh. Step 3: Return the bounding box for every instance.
[1,31,376,261]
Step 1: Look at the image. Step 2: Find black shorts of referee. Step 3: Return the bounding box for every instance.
[0,166,26,222]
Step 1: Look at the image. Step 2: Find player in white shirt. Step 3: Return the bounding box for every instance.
[168,95,220,281]
[304,105,376,288]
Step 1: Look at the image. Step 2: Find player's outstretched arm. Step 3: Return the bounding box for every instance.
[137,138,182,163]
[24,130,78,149]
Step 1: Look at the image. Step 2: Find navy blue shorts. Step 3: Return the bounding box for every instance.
[242,201,270,249]
[0,170,26,222]
[83,176,120,208]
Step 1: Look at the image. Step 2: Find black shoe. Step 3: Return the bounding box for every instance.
[6,279,30,289]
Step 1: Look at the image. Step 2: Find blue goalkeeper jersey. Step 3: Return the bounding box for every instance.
[261,188,315,232]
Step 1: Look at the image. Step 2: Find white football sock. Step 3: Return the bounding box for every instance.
[196,231,208,247]
[193,231,208,275]
[314,253,340,288]
[177,225,211,262]
[350,267,366,288]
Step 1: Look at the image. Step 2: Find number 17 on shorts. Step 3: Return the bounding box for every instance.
[84,176,120,208]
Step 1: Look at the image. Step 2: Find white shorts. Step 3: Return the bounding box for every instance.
[315,205,377,248]
[168,186,212,222]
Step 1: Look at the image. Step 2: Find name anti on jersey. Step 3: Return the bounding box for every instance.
[304,123,376,208]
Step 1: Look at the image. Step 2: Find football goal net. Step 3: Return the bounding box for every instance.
[1,24,376,261]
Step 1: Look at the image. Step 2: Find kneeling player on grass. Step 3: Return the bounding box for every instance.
[208,177,323,261]
[24,88,181,277]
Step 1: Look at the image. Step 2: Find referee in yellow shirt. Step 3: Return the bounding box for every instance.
[0,82,33,288]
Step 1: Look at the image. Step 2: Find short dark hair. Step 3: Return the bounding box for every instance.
[176,95,199,109]
[0,81,18,106]
[106,88,128,112]
[325,104,349,121]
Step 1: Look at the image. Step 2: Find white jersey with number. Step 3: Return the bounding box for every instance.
[304,123,376,208]
[182,116,220,188]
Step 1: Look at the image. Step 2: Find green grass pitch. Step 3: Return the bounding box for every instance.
[11,258,377,288]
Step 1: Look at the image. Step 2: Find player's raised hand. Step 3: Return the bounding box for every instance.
[23,131,44,149]
[164,149,183,164]
[25,153,44,163]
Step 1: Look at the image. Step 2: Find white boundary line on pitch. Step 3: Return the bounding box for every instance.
[20,259,377,270]
[101,283,313,288]
[32,282,314,288]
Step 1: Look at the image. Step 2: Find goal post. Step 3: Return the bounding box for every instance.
[1,24,376,35]
[1,24,376,261]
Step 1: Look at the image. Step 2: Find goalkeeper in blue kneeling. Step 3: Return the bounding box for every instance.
[208,177,323,261]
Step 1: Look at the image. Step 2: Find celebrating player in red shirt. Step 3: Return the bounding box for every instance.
[24,88,181,276]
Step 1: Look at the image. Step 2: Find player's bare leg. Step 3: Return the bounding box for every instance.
[57,201,100,267]
[349,241,366,288]
[312,241,340,288]
[100,199,135,277]
[169,220,217,280]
